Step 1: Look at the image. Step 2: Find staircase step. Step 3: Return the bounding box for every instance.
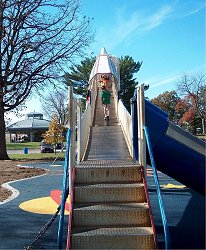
[72,203,151,227]
[71,227,155,249]
[86,129,132,160]
[74,183,146,203]
[75,164,142,184]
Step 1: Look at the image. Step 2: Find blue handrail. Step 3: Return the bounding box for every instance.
[57,128,72,249]
[143,126,170,250]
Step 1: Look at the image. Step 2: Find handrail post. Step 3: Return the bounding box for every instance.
[57,85,76,249]
[130,98,134,160]
[68,85,76,191]
[136,84,146,172]
[77,98,82,164]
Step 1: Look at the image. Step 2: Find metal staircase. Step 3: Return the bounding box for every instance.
[69,87,156,249]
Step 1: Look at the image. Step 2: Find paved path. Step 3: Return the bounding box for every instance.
[7,148,65,154]
[7,148,41,154]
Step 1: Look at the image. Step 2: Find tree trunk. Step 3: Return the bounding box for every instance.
[0,101,10,160]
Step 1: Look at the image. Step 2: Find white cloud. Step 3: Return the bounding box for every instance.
[95,4,173,50]
[95,1,204,51]
[148,75,180,88]
[141,5,173,31]
[143,74,179,99]
[183,5,205,17]
[141,63,205,99]
[171,0,205,19]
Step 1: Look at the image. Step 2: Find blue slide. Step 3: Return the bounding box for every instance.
[132,94,205,196]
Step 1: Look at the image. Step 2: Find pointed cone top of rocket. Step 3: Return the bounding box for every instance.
[89,47,119,82]
[100,47,108,55]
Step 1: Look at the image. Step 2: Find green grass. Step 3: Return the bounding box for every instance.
[6,142,40,150]
[8,152,65,160]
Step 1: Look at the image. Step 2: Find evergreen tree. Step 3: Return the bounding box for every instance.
[64,57,96,98]
[64,55,142,113]
[119,56,142,112]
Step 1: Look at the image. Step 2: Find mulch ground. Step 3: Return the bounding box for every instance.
[0,160,47,202]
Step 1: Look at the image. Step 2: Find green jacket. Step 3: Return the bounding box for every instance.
[100,89,111,104]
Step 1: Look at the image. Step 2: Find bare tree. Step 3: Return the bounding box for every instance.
[177,73,206,134]
[41,88,68,126]
[0,0,94,159]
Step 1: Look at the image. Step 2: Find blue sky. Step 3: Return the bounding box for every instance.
[81,0,205,98]
[9,0,205,123]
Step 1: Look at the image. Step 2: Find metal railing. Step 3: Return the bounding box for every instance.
[57,128,72,249]
[143,126,171,250]
[117,99,133,156]
[80,78,97,160]
[135,84,170,250]
[57,77,98,248]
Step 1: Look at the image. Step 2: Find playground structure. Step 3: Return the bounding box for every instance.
[57,48,205,249]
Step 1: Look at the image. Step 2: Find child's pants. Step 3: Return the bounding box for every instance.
[103,104,110,118]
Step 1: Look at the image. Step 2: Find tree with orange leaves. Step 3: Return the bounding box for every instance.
[177,73,205,134]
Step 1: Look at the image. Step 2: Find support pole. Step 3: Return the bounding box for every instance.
[137,84,146,172]
[68,86,75,192]
[130,98,134,160]
[77,99,82,163]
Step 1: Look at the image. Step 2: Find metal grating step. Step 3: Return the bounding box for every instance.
[72,203,151,227]
[77,159,140,167]
[86,126,131,160]
[75,165,142,184]
[74,183,146,203]
[71,227,155,249]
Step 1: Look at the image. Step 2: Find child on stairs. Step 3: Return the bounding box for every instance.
[100,85,111,121]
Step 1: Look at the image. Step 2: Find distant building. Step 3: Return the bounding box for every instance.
[7,112,50,142]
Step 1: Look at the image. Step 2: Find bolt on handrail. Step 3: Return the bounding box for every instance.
[143,125,171,250]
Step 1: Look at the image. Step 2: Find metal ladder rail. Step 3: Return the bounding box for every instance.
[57,128,72,249]
[143,125,171,250]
